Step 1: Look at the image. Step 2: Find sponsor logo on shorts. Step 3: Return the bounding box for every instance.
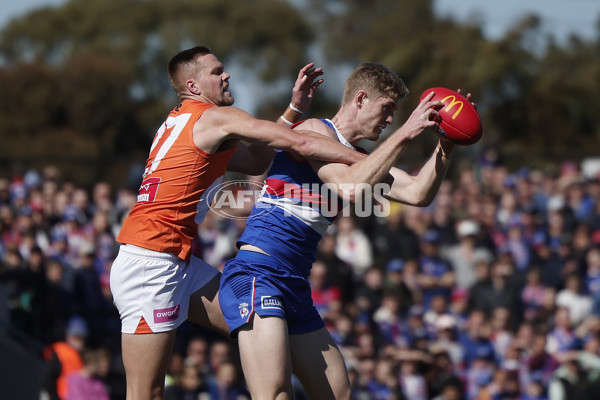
[261,296,283,310]
[239,302,250,319]
[154,305,180,323]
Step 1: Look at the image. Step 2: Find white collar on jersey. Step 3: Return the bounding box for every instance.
[324,119,355,150]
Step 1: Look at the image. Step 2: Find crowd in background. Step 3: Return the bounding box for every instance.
[3,147,600,399]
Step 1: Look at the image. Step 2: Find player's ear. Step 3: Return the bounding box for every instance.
[356,91,367,109]
[187,79,201,95]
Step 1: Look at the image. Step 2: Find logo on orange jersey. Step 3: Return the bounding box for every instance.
[137,177,161,203]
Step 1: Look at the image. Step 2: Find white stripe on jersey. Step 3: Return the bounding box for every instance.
[258,196,330,236]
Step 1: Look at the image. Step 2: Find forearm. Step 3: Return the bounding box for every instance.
[295,129,366,164]
[346,131,412,186]
[386,140,453,206]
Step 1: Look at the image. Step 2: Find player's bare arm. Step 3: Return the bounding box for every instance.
[194,106,364,171]
[307,92,443,202]
[383,138,454,206]
[227,63,325,174]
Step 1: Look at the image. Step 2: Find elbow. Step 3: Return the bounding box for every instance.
[293,136,314,158]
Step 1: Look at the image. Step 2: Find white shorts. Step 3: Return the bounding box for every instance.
[110,244,220,334]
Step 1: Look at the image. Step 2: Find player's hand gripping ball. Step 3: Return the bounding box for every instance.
[420,87,482,145]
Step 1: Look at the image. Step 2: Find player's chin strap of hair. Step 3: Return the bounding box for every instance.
[435,143,451,160]
[280,103,304,127]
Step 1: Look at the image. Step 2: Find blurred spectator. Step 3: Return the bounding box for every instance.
[354,267,384,316]
[95,347,126,400]
[418,229,455,309]
[373,292,407,347]
[42,316,87,400]
[335,215,374,277]
[5,154,600,399]
[555,273,593,326]
[316,232,355,302]
[547,351,600,399]
[310,259,342,318]
[364,358,403,400]
[441,219,494,290]
[382,258,413,316]
[371,206,421,265]
[431,376,464,400]
[206,361,250,400]
[399,354,428,400]
[65,348,110,400]
[522,267,547,322]
[520,332,560,390]
[164,363,209,400]
[546,307,578,357]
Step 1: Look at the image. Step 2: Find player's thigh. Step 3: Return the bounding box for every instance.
[289,327,351,400]
[188,271,229,336]
[121,331,176,400]
[237,314,294,398]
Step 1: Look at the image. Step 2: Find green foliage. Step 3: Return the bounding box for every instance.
[0,0,599,185]
[0,0,314,185]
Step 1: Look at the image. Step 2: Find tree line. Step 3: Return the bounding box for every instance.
[1,0,599,187]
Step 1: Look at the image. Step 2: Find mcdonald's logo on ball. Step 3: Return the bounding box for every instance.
[420,87,482,145]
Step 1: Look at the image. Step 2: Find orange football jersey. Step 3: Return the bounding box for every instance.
[117,100,236,260]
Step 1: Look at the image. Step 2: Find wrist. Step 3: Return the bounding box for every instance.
[281,103,304,126]
[288,103,304,114]
[279,115,293,127]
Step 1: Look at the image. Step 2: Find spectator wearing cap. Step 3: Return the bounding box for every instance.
[382,258,413,316]
[42,316,88,400]
[418,229,455,310]
[430,314,464,368]
[405,304,429,347]
[441,219,494,290]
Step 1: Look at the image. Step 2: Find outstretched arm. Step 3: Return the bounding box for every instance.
[308,92,443,202]
[227,63,325,174]
[198,106,366,173]
[383,139,454,206]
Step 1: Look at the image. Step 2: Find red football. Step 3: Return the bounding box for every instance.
[420,87,482,145]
